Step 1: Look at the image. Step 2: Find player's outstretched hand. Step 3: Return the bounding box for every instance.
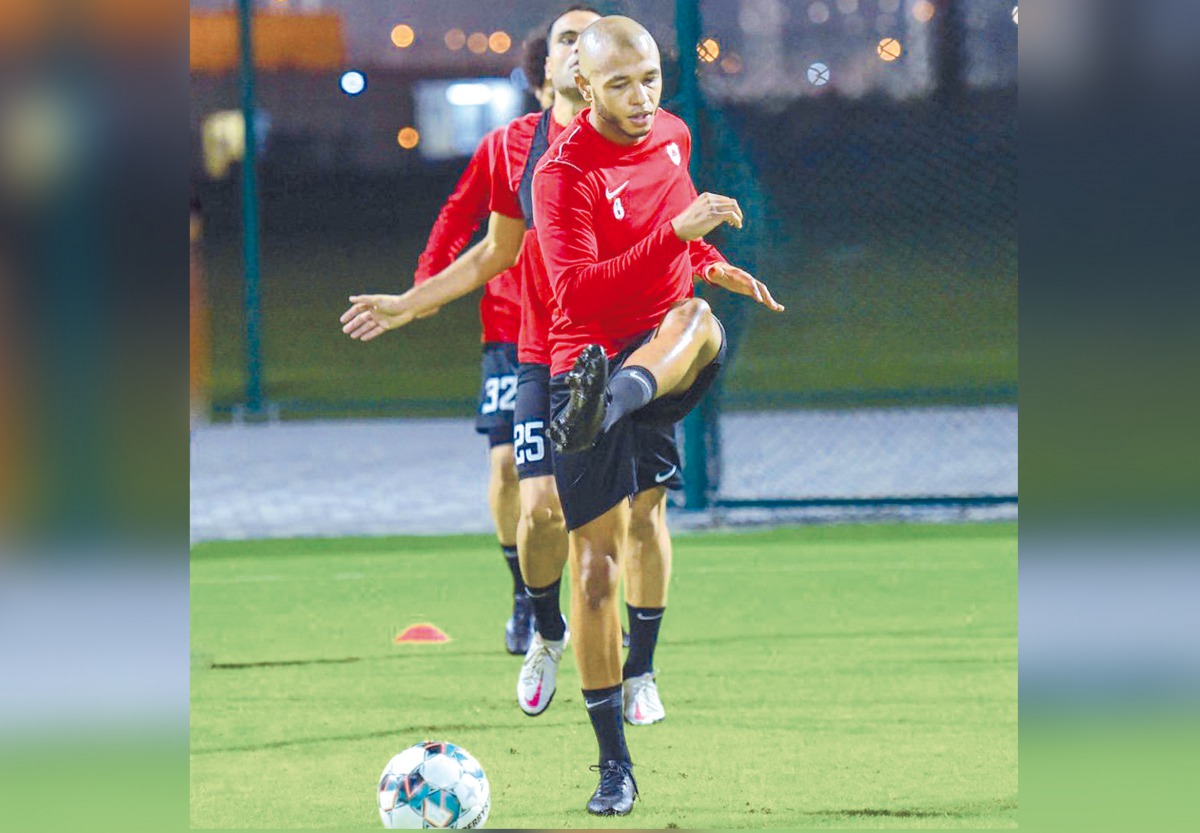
[671,192,744,241]
[339,294,417,341]
[704,263,785,312]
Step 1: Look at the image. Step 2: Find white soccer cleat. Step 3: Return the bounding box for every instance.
[517,623,569,716]
[623,671,666,725]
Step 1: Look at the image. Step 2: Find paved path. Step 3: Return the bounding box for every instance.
[190,406,1017,542]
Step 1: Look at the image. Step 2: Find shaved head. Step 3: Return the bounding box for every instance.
[575,16,663,145]
[577,16,660,78]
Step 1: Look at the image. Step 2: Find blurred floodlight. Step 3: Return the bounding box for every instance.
[445,83,493,107]
[489,32,512,54]
[876,37,902,62]
[808,2,831,25]
[0,89,79,198]
[836,0,858,14]
[467,32,488,54]
[339,70,366,96]
[912,0,935,23]
[720,53,743,74]
[445,28,467,51]
[807,61,831,86]
[391,24,415,49]
[1012,6,1018,25]
[878,0,900,13]
[397,127,420,150]
[697,37,720,63]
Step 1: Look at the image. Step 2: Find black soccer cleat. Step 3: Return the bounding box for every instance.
[548,344,609,454]
[505,593,534,655]
[586,760,638,816]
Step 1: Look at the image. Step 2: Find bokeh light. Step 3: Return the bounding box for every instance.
[396,127,420,150]
[878,0,901,13]
[912,0,935,23]
[339,70,366,96]
[837,0,858,14]
[444,29,466,51]
[390,25,415,49]
[808,2,831,25]
[697,37,720,63]
[720,53,743,74]
[807,61,831,86]
[876,37,902,62]
[467,32,488,55]
[488,32,512,54]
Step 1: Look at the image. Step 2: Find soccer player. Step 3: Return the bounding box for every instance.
[406,122,528,655]
[337,5,600,661]
[531,16,784,815]
[340,7,688,728]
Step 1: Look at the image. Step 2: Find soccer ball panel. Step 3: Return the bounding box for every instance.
[419,754,464,791]
[379,801,424,830]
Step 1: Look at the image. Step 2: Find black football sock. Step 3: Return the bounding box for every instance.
[601,366,657,432]
[583,684,630,764]
[622,605,664,679]
[524,578,566,641]
[502,545,525,597]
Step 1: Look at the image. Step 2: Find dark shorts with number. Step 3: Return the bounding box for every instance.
[550,323,727,531]
[475,342,518,447]
[513,362,555,479]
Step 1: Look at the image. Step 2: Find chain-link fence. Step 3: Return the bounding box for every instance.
[680,0,1017,507]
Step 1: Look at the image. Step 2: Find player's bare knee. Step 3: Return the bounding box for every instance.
[521,500,564,534]
[578,550,618,610]
[490,447,518,484]
[627,502,662,543]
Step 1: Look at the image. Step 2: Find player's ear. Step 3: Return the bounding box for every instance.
[543,56,551,84]
[576,73,592,103]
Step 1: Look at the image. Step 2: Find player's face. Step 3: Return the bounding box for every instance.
[547,10,601,100]
[583,47,663,144]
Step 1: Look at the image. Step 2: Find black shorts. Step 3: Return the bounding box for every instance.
[475,342,518,447]
[513,363,555,480]
[550,324,726,531]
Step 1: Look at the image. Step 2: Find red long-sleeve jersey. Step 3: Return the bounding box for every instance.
[492,111,569,366]
[532,108,724,374]
[412,127,522,344]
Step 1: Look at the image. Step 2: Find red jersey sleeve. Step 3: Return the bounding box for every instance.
[533,163,689,324]
[689,239,725,277]
[487,118,534,220]
[412,132,497,285]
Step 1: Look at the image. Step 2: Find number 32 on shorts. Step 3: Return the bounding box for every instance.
[513,420,545,466]
[481,374,516,415]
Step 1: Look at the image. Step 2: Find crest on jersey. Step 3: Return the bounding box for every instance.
[666,142,681,166]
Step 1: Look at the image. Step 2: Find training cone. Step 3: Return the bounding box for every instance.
[395,624,449,643]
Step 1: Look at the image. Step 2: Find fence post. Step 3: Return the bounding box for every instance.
[675,0,711,509]
[237,0,264,416]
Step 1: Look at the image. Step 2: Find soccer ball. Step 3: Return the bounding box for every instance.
[377,741,490,829]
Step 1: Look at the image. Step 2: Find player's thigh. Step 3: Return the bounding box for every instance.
[513,362,554,480]
[475,342,518,442]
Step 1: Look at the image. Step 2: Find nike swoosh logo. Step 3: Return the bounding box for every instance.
[527,681,542,709]
[636,611,663,621]
[654,465,677,484]
[605,181,629,201]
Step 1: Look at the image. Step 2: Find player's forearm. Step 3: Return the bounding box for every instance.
[405,233,519,313]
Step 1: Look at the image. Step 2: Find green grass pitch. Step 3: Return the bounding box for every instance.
[190,523,1017,829]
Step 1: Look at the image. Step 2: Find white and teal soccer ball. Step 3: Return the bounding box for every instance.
[377,741,490,829]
